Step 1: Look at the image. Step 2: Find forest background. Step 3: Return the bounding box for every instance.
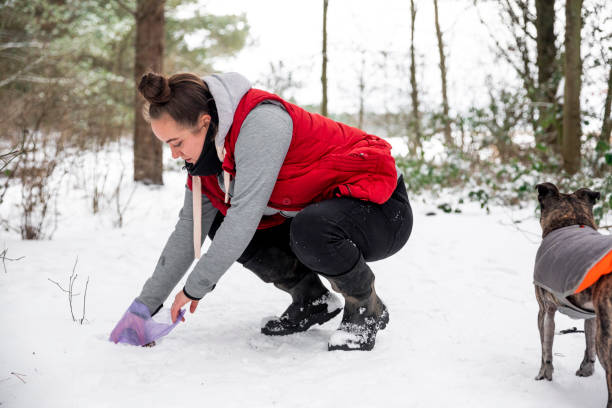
[0,0,611,240]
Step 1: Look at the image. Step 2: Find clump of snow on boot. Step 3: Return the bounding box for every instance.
[328,324,372,350]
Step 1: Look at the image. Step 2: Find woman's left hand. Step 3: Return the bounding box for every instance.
[171,290,199,323]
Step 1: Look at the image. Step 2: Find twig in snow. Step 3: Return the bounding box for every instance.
[1,246,25,273]
[10,372,26,384]
[80,276,89,325]
[600,225,612,230]
[47,256,89,324]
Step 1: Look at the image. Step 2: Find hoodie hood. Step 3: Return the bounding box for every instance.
[202,72,252,159]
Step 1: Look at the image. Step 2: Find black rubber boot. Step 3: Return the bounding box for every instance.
[242,247,342,336]
[261,272,343,336]
[326,259,389,351]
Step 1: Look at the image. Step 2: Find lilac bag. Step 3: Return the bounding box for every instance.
[109,300,185,346]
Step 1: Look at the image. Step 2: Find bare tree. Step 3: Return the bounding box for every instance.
[433,0,452,147]
[562,0,583,174]
[321,0,329,117]
[475,1,554,151]
[133,0,165,185]
[409,0,422,156]
[262,60,302,101]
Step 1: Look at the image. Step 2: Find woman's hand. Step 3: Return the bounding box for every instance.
[171,290,199,323]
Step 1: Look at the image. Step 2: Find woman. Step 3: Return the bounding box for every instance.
[132,71,412,351]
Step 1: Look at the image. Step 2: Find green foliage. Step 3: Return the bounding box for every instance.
[0,0,250,148]
[396,144,612,225]
[165,5,248,73]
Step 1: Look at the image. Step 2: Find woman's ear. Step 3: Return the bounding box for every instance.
[199,113,211,129]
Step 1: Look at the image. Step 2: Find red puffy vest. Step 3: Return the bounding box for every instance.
[188,89,398,229]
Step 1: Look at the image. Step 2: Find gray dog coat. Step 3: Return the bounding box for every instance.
[534,225,612,319]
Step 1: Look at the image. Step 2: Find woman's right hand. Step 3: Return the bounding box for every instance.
[170,290,199,323]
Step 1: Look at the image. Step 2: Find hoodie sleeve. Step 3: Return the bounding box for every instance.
[183,103,293,299]
[136,187,218,315]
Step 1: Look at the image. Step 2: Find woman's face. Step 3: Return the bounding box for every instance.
[151,113,210,163]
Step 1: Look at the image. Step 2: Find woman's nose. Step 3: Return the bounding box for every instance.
[170,145,179,159]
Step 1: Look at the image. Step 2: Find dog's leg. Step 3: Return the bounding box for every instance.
[576,318,597,377]
[593,275,612,407]
[535,286,556,381]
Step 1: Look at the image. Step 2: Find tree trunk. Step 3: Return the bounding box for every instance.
[561,0,582,174]
[433,0,452,147]
[321,0,329,117]
[601,61,612,145]
[133,0,165,185]
[535,0,559,150]
[358,54,365,129]
[409,0,422,156]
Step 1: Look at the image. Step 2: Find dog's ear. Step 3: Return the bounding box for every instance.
[535,183,559,200]
[574,188,601,205]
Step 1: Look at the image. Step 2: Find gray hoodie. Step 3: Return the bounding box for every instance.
[534,225,612,319]
[137,73,293,312]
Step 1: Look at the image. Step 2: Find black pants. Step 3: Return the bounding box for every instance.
[208,176,413,280]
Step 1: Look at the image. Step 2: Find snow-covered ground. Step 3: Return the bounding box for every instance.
[0,161,609,407]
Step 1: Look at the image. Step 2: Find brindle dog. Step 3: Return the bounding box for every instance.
[534,182,612,407]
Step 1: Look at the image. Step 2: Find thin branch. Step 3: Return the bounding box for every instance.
[0,41,44,51]
[503,0,536,41]
[48,256,89,324]
[1,149,24,172]
[1,247,25,273]
[475,8,525,78]
[0,55,45,88]
[498,208,541,244]
[47,278,80,296]
[68,257,79,322]
[10,372,26,384]
[80,277,90,325]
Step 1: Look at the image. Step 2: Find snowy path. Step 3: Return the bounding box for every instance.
[0,172,608,407]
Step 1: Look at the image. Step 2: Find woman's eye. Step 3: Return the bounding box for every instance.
[173,141,182,148]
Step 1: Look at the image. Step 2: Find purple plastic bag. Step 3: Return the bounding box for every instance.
[109,300,185,346]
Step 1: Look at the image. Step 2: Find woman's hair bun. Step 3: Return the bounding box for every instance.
[138,72,171,104]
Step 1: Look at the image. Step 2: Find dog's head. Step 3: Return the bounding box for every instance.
[536,182,600,237]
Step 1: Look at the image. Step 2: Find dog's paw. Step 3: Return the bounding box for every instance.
[576,360,595,377]
[535,363,553,381]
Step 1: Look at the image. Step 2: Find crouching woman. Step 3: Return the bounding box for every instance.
[133,71,413,351]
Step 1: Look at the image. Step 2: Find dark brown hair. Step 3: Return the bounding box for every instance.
[138,72,218,136]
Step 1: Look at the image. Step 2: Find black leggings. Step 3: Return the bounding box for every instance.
[208,176,413,278]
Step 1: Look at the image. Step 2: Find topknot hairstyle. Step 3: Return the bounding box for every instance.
[138,73,172,104]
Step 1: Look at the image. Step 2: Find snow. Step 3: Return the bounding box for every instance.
[0,161,609,407]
